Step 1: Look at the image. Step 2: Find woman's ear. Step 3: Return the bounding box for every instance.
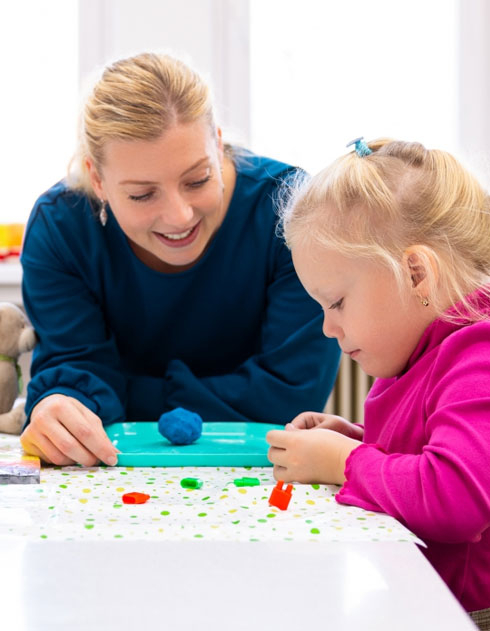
[216,126,224,163]
[85,158,105,199]
[403,245,439,299]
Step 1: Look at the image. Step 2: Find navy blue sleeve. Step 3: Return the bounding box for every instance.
[127,242,340,424]
[22,203,127,425]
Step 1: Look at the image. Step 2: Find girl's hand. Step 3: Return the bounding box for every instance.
[20,394,120,467]
[285,411,364,440]
[266,427,362,485]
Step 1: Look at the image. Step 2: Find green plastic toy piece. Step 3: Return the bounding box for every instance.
[233,477,260,487]
[180,477,203,489]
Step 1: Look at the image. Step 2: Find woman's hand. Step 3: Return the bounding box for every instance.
[20,394,119,467]
[266,426,362,485]
[285,411,364,440]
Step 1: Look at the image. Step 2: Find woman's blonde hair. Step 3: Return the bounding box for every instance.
[280,138,490,322]
[68,52,216,196]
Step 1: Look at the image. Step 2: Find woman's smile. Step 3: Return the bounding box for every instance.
[153,221,201,248]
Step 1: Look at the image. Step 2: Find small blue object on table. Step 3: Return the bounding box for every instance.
[158,407,203,445]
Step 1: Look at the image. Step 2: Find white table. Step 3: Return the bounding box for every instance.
[0,430,477,630]
[0,539,476,630]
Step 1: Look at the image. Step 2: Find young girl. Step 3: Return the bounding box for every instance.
[266,138,490,626]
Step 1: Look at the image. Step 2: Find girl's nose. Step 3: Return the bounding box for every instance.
[322,314,343,340]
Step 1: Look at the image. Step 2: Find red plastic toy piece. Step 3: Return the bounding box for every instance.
[268,480,293,510]
[122,492,151,505]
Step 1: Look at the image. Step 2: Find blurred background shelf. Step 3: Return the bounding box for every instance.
[0,262,22,304]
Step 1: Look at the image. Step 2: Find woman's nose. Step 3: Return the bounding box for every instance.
[161,194,194,227]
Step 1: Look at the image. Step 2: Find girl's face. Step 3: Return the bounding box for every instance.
[292,241,436,378]
[88,120,227,272]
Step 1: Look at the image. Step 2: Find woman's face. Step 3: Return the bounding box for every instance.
[88,120,226,272]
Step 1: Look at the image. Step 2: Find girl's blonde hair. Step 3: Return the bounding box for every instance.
[281,138,490,322]
[68,52,216,196]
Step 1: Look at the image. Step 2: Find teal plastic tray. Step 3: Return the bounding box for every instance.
[105,421,283,467]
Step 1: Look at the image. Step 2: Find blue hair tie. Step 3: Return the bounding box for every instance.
[346,136,372,157]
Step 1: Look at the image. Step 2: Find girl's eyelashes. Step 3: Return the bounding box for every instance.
[328,298,344,310]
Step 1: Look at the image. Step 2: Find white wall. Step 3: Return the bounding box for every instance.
[78,0,490,177]
[3,0,490,224]
[458,0,490,184]
[249,0,459,173]
[78,0,250,144]
[0,0,78,223]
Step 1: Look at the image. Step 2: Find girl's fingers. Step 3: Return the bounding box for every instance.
[289,411,328,430]
[288,413,311,429]
[266,429,293,448]
[272,464,288,481]
[267,445,290,468]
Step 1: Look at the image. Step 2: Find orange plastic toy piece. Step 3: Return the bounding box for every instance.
[122,492,151,504]
[268,480,293,510]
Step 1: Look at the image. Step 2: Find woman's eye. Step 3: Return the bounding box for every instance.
[187,175,211,189]
[328,298,344,310]
[128,192,154,202]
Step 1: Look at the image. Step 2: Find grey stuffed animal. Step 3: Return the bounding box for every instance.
[0,302,37,434]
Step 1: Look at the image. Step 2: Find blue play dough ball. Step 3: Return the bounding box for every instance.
[158,407,203,445]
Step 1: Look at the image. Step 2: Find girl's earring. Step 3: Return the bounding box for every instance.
[421,297,429,307]
[99,199,108,227]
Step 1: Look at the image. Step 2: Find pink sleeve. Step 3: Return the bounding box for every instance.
[336,332,490,544]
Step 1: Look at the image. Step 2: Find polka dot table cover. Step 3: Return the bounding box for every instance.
[0,434,423,545]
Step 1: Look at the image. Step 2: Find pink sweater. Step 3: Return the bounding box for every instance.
[336,289,490,611]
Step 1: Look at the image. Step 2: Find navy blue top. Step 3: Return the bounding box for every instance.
[21,151,340,425]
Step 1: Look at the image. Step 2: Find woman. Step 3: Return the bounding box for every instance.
[20,52,340,467]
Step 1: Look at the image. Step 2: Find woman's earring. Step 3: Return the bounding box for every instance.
[99,199,108,227]
[421,297,429,307]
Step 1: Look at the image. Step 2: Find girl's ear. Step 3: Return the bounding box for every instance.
[402,245,439,299]
[85,158,105,199]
